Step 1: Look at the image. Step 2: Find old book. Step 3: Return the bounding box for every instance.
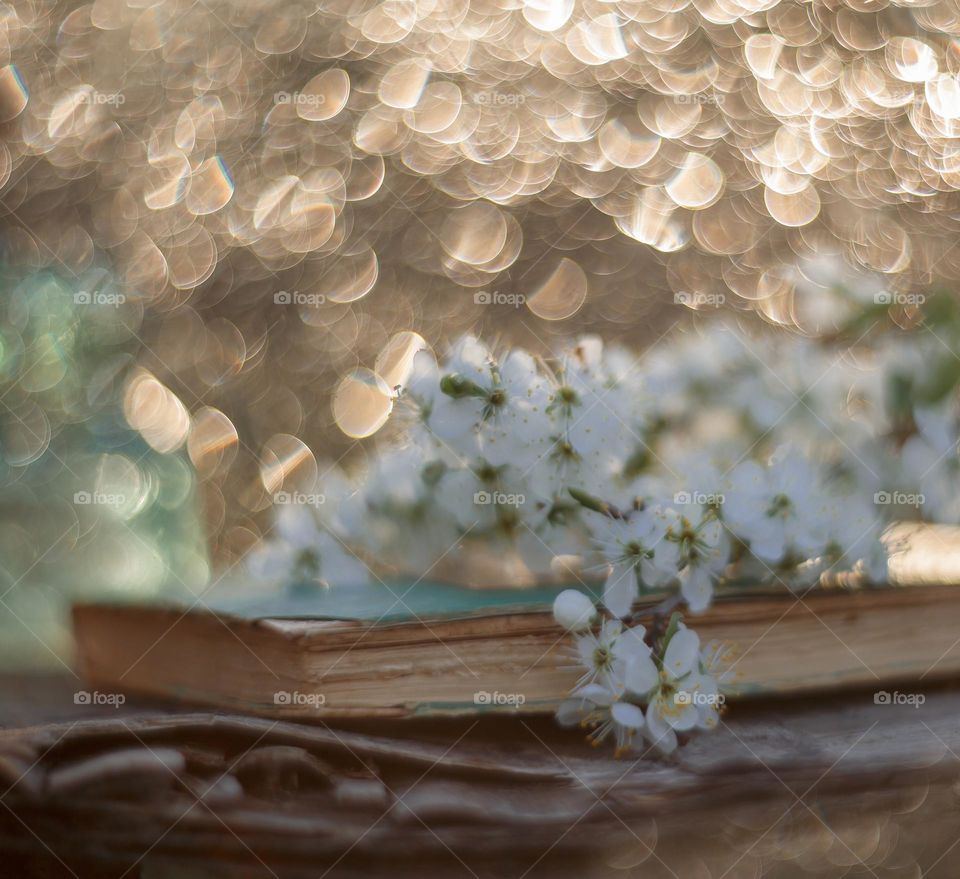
[72,579,960,718]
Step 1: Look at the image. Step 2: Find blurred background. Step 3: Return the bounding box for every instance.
[1,0,959,663]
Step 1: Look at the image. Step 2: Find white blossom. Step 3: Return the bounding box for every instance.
[900,405,960,523]
[556,682,646,755]
[558,614,724,757]
[670,513,729,612]
[595,509,680,617]
[247,504,369,588]
[644,624,719,754]
[571,619,652,692]
[723,448,830,564]
[241,318,960,757]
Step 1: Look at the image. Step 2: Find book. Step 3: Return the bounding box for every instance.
[72,579,960,718]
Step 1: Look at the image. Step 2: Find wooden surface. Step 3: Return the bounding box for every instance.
[2,675,960,878]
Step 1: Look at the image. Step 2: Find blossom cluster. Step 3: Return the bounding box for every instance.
[248,319,960,754]
[553,593,728,755]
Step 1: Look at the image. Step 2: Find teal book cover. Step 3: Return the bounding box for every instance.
[200,576,603,624]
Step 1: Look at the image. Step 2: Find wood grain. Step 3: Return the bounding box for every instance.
[1,675,960,877]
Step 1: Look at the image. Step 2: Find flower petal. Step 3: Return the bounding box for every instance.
[624,654,658,697]
[670,700,701,732]
[603,563,636,618]
[611,625,650,662]
[275,505,322,547]
[575,682,616,707]
[556,698,588,727]
[679,565,713,613]
[644,703,678,753]
[663,626,700,679]
[748,520,786,563]
[611,701,645,730]
[576,632,598,668]
[246,541,294,581]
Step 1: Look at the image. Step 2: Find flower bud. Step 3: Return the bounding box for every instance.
[553,589,597,632]
[439,373,487,399]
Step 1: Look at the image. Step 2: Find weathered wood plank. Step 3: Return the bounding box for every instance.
[1,675,960,876]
